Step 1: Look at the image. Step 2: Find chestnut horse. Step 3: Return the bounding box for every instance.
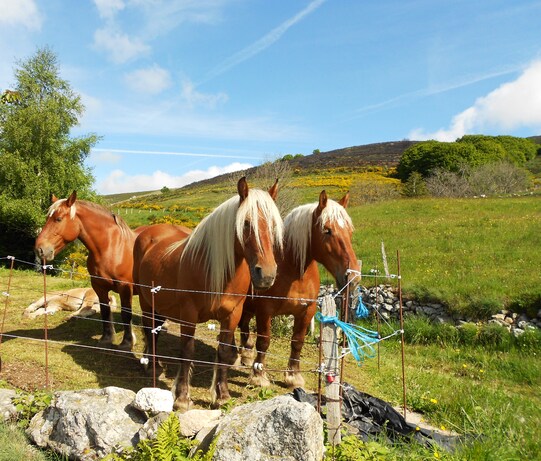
[34,192,149,349]
[238,190,359,388]
[133,177,283,411]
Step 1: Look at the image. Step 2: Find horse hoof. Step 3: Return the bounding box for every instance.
[118,334,136,351]
[98,335,115,347]
[173,398,193,413]
[241,351,255,367]
[284,372,305,389]
[249,373,271,388]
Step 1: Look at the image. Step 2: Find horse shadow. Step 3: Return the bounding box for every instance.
[3,312,250,402]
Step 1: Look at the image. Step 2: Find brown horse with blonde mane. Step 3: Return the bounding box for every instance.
[34,192,151,349]
[239,190,359,389]
[133,177,283,411]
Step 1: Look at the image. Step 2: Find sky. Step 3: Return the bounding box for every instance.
[1,0,541,195]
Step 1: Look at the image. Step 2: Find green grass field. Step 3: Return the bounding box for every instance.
[1,177,541,460]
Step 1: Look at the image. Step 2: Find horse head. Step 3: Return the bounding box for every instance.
[311,190,359,288]
[35,191,80,262]
[236,177,282,290]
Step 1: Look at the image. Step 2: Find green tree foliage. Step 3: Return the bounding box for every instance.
[0,47,99,260]
[397,135,538,181]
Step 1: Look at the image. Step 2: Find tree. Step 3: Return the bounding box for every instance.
[397,135,537,181]
[0,47,99,260]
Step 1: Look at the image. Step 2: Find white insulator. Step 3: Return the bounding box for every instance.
[253,362,264,371]
[207,323,216,331]
[140,357,149,366]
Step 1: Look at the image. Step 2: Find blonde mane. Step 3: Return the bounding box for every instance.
[284,199,353,275]
[180,189,283,296]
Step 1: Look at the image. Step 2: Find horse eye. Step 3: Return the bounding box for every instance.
[55,217,62,223]
[324,228,332,236]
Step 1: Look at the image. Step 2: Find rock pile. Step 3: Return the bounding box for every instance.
[345,284,541,336]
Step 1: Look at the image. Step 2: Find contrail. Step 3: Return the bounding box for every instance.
[92,147,264,160]
[201,0,326,84]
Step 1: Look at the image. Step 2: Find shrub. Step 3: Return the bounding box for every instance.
[477,323,512,350]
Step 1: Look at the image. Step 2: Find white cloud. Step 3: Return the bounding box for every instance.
[93,27,150,64]
[93,0,125,20]
[98,162,252,194]
[410,59,541,141]
[0,0,42,30]
[181,79,228,108]
[125,65,172,95]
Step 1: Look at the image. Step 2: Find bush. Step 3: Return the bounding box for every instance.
[477,323,513,350]
[425,162,531,198]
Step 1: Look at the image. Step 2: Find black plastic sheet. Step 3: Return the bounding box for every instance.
[292,383,462,451]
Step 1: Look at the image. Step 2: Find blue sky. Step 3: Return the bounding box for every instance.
[1,0,541,195]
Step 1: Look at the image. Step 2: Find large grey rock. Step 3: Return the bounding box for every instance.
[27,387,146,461]
[0,389,17,422]
[198,394,324,461]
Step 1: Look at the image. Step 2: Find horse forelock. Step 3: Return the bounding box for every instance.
[48,199,77,220]
[318,199,354,232]
[236,189,283,252]
[181,189,283,296]
[284,199,353,273]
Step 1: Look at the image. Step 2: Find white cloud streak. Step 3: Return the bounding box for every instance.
[98,162,253,194]
[0,0,42,30]
[92,148,262,160]
[201,0,326,83]
[410,59,541,141]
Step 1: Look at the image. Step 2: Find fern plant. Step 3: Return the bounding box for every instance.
[103,412,215,461]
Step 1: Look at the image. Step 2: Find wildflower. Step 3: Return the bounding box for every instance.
[415,426,420,431]
[462,364,468,368]
[479,369,485,373]
[434,451,440,459]
[430,398,438,404]
[440,425,446,431]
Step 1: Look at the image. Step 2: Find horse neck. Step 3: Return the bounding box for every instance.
[76,205,129,258]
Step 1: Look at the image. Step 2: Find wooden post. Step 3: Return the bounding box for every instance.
[397,250,407,420]
[381,240,390,278]
[41,259,50,390]
[0,256,15,372]
[321,294,341,446]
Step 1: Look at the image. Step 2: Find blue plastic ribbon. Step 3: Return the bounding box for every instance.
[316,312,379,364]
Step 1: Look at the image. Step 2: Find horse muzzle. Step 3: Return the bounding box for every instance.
[251,264,277,290]
[35,245,55,262]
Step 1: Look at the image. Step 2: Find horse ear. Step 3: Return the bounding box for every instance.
[317,190,328,212]
[339,191,350,208]
[51,194,58,203]
[66,191,77,207]
[268,179,279,201]
[237,177,249,202]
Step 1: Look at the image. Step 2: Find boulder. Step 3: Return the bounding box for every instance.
[27,386,146,461]
[197,394,324,461]
[0,388,17,422]
[133,387,174,415]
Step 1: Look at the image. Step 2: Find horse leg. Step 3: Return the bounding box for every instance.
[249,314,272,387]
[238,308,255,367]
[118,285,136,351]
[94,286,115,345]
[284,309,314,389]
[211,323,239,407]
[172,323,195,412]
